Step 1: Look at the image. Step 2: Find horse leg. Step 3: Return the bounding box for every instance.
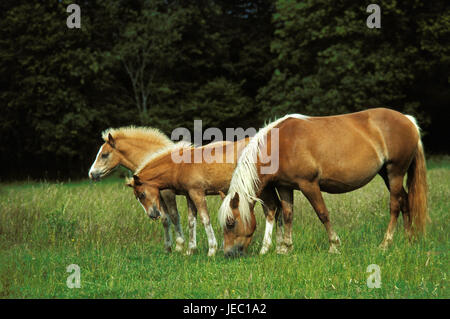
[299,180,341,254]
[259,186,279,255]
[160,190,185,252]
[186,196,198,255]
[275,206,284,252]
[259,205,274,255]
[277,186,294,254]
[379,172,405,249]
[400,187,412,240]
[188,189,217,257]
[379,166,411,240]
[158,199,173,253]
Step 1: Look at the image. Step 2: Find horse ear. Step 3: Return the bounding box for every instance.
[108,133,115,148]
[230,192,240,209]
[133,175,142,186]
[218,190,226,200]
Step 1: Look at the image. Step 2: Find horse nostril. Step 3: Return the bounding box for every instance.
[90,172,100,181]
[149,208,161,220]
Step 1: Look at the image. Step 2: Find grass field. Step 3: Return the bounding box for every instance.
[0,157,448,298]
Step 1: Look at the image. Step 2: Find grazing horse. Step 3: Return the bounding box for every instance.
[127,139,286,256]
[219,108,429,256]
[88,126,185,253]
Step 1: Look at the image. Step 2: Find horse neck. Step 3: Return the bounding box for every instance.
[116,138,172,172]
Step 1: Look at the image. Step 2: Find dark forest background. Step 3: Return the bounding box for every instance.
[0,0,448,180]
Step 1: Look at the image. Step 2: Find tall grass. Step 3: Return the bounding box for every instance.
[0,159,448,298]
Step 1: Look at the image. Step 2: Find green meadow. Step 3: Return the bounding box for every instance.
[0,157,448,298]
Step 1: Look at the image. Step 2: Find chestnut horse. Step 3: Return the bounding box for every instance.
[127,139,286,256]
[219,108,429,256]
[88,126,185,253]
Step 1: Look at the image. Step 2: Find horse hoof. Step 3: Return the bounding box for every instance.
[186,248,196,256]
[276,245,289,255]
[335,236,341,246]
[207,249,217,257]
[175,238,185,252]
[328,246,340,254]
[175,246,183,253]
[175,243,184,253]
[259,247,269,255]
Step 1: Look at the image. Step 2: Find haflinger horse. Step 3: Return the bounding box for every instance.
[88,126,185,253]
[126,138,287,257]
[219,108,429,256]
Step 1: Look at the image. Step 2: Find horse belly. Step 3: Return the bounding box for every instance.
[200,163,236,194]
[318,155,382,194]
[319,174,377,193]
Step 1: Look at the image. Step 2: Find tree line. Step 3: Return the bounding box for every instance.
[0,0,448,180]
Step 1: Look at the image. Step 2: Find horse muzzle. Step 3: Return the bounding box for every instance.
[224,245,244,258]
[89,172,101,181]
[148,206,161,220]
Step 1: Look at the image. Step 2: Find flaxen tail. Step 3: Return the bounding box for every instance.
[407,139,429,235]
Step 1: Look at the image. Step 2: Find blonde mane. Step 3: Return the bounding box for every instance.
[135,141,192,175]
[102,126,173,146]
[218,114,309,228]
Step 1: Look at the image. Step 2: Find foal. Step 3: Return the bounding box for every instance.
[88,126,184,252]
[127,139,285,256]
[219,108,429,256]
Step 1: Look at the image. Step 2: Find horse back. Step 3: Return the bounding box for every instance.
[176,137,251,193]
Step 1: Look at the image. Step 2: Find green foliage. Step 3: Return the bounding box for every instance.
[0,1,133,178]
[180,78,255,129]
[0,0,448,179]
[257,0,449,129]
[109,1,183,116]
[0,0,277,179]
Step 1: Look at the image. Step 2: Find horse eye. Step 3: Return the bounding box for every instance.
[101,153,109,159]
[226,218,235,229]
[138,192,146,200]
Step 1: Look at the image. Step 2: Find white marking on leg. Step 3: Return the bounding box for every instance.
[174,221,185,252]
[206,224,217,256]
[187,215,197,254]
[260,219,274,254]
[175,236,184,252]
[332,233,341,245]
[171,212,184,252]
[201,214,217,256]
[328,231,341,253]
